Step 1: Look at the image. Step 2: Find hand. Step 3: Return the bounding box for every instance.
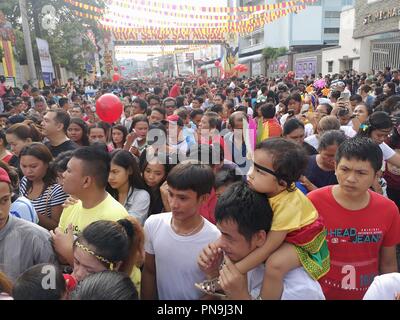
[62,196,79,208]
[198,243,224,279]
[219,255,251,300]
[299,175,316,191]
[50,224,74,265]
[126,131,137,145]
[160,180,169,198]
[130,146,140,157]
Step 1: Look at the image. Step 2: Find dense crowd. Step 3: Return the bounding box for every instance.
[0,65,400,300]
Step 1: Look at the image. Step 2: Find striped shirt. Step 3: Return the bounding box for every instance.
[19,177,68,217]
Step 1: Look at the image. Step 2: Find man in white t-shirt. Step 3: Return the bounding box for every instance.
[197,182,325,300]
[363,273,400,300]
[141,163,220,300]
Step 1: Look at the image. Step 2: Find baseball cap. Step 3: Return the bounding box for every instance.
[166,114,184,127]
[0,167,11,184]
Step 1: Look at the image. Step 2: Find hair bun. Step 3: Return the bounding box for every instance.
[117,219,134,239]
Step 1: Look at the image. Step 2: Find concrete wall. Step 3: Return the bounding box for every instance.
[353,0,400,38]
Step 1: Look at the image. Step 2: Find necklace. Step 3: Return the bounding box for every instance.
[171,217,204,237]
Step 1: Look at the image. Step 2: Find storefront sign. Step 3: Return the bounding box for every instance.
[363,7,400,25]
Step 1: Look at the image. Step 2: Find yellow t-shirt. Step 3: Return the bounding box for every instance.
[58,193,142,291]
[58,193,128,235]
[269,188,318,232]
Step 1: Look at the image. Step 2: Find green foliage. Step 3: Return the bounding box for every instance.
[262,47,288,60]
[1,0,105,74]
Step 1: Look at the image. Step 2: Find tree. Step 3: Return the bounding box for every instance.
[262,47,288,60]
[1,0,105,75]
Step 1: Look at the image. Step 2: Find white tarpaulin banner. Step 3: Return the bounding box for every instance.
[36,38,55,75]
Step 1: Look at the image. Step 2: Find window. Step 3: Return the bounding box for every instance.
[325,11,341,18]
[324,28,340,34]
[328,61,333,73]
[342,0,354,5]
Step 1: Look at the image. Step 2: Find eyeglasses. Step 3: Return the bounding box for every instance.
[315,110,329,115]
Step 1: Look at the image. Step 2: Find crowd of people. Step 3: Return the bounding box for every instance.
[0,66,400,300]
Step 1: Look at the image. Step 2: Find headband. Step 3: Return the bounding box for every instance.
[253,162,278,178]
[75,241,114,271]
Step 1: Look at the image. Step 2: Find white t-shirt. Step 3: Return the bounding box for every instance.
[304,123,314,138]
[363,273,400,300]
[10,196,39,224]
[144,212,221,300]
[380,142,396,161]
[248,265,325,300]
[340,125,357,138]
[280,114,313,138]
[304,134,319,150]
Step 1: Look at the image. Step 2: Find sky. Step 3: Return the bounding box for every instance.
[104,0,228,60]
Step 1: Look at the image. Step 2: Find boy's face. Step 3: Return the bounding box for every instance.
[335,157,377,198]
[168,186,206,222]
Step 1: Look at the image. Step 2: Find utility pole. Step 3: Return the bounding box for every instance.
[19,0,37,86]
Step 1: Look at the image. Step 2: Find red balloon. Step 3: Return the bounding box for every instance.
[112,73,121,82]
[95,94,123,123]
[114,66,119,72]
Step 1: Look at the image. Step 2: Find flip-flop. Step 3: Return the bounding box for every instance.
[195,278,227,298]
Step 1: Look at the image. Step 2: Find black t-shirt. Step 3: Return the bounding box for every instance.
[45,140,78,158]
[304,155,338,188]
[302,142,318,156]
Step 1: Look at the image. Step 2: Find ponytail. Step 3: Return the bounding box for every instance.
[76,218,144,276]
[117,217,145,274]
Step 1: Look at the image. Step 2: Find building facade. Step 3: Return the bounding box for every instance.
[237,0,353,77]
[322,0,400,75]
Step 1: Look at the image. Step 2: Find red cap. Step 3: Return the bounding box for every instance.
[0,168,11,184]
[167,114,180,122]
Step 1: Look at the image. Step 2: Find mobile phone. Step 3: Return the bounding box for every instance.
[339,92,350,101]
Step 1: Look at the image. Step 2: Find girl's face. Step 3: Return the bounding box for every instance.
[288,99,301,114]
[20,155,48,182]
[143,163,166,188]
[371,128,392,145]
[67,123,84,143]
[247,149,281,196]
[112,129,124,145]
[353,105,369,124]
[284,127,305,145]
[72,243,108,282]
[108,162,130,190]
[133,121,149,139]
[6,133,30,157]
[89,128,107,144]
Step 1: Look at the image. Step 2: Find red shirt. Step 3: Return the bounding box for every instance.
[199,188,217,224]
[1,154,13,164]
[0,84,6,97]
[169,84,181,98]
[308,186,400,300]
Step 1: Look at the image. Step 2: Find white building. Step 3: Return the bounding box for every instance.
[322,0,400,74]
[238,0,354,76]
